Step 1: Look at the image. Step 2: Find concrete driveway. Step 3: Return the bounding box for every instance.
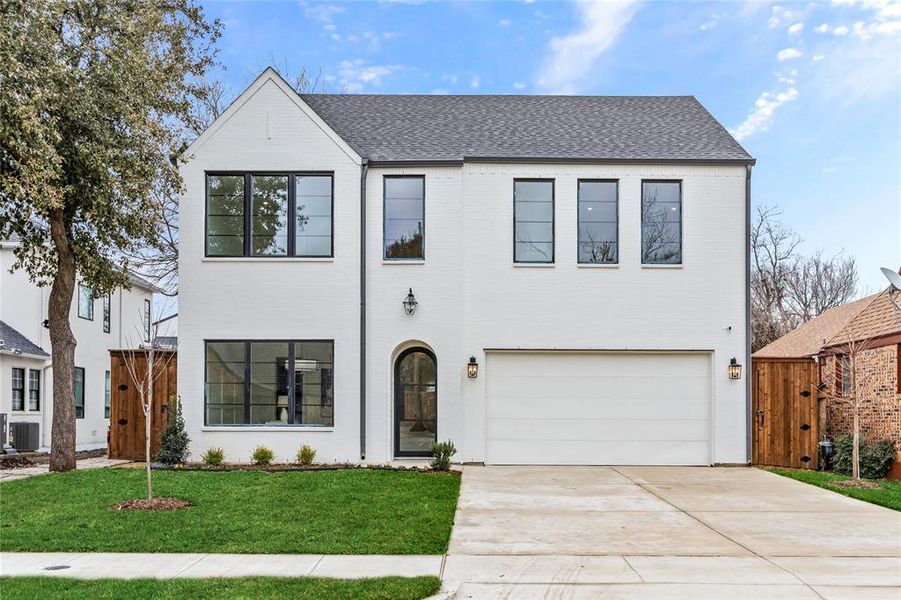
[443,466,901,599]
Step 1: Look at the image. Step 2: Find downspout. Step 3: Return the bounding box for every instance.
[360,158,369,460]
[745,165,753,464]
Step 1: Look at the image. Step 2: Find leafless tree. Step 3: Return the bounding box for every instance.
[119,300,177,500]
[751,206,858,351]
[640,189,681,264]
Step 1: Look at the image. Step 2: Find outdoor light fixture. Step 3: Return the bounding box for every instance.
[403,288,418,315]
[728,357,742,380]
[467,356,479,378]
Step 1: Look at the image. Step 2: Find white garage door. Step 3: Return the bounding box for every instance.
[485,352,711,465]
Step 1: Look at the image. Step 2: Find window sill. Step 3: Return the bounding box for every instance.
[513,263,555,268]
[382,260,425,265]
[202,257,334,263]
[641,264,683,269]
[201,426,335,432]
[10,410,40,414]
[577,263,619,269]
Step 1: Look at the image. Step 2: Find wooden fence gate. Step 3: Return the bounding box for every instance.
[752,358,819,469]
[109,349,177,461]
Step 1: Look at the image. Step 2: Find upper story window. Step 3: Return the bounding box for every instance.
[11,368,24,411]
[641,181,682,265]
[102,294,111,333]
[578,180,618,264]
[28,369,40,411]
[514,179,554,264]
[77,283,93,320]
[384,176,425,260]
[143,299,151,342]
[206,173,334,258]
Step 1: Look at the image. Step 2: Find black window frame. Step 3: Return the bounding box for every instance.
[28,369,40,411]
[383,174,426,261]
[640,179,683,265]
[74,366,85,419]
[102,293,111,333]
[205,171,335,259]
[577,179,619,265]
[77,283,94,320]
[513,178,556,264]
[11,367,25,411]
[204,339,335,427]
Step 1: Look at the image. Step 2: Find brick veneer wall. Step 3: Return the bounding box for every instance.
[819,345,901,479]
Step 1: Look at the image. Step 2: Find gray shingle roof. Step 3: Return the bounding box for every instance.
[301,94,753,164]
[0,321,49,357]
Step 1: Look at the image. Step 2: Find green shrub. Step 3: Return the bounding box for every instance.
[296,444,316,466]
[833,435,896,479]
[251,445,274,466]
[155,396,190,465]
[202,447,224,466]
[429,440,456,471]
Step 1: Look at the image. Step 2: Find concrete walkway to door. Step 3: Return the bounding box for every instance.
[444,466,901,599]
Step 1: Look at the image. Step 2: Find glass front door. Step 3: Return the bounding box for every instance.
[394,348,437,457]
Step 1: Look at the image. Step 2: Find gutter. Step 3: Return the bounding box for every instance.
[745,165,753,465]
[360,158,369,460]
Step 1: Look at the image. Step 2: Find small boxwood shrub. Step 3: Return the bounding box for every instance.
[296,444,316,466]
[202,447,224,466]
[833,435,896,479]
[251,445,274,466]
[156,396,190,465]
[429,440,456,471]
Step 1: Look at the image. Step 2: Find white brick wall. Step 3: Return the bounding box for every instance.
[179,72,750,465]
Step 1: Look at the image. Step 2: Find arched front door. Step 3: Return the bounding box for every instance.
[394,347,437,457]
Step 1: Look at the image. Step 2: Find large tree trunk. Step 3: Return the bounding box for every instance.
[48,209,77,472]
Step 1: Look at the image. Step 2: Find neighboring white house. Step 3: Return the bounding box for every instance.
[153,312,178,349]
[179,68,754,466]
[0,239,156,452]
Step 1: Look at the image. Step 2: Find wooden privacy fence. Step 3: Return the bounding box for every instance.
[108,349,177,461]
[752,357,820,470]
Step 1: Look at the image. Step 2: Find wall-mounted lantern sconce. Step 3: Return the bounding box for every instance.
[728,357,742,380]
[403,288,418,315]
[467,356,479,378]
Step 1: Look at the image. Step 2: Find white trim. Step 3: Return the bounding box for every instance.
[576,264,619,269]
[201,427,335,433]
[381,260,425,266]
[182,67,362,165]
[512,263,555,268]
[641,264,684,269]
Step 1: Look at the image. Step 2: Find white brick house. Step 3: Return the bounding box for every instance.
[179,68,754,466]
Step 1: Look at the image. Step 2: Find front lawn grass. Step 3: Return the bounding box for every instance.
[0,576,441,600]
[765,468,901,512]
[0,468,459,554]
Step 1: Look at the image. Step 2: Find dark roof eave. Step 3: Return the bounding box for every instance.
[366,156,755,167]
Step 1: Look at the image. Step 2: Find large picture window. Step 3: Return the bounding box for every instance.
[74,367,85,419]
[578,180,618,264]
[11,368,24,411]
[514,179,554,263]
[77,284,93,320]
[205,340,334,427]
[641,180,682,264]
[384,176,425,260]
[206,173,334,258]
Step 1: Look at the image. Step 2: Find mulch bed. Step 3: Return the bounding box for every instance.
[110,498,192,511]
[832,479,881,489]
[0,456,36,469]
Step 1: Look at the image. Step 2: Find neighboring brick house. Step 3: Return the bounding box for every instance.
[754,291,901,478]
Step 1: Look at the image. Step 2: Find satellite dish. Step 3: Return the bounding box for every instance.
[881,267,901,291]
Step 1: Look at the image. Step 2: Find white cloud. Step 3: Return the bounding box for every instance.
[833,25,850,35]
[303,2,345,22]
[777,47,804,61]
[337,59,403,92]
[813,53,826,61]
[729,87,800,141]
[768,5,795,29]
[513,81,526,90]
[815,23,830,33]
[430,88,448,95]
[498,19,512,27]
[788,22,805,35]
[537,0,641,93]
[470,75,480,89]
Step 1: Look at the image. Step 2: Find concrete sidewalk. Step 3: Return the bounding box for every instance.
[0,457,131,483]
[0,552,443,580]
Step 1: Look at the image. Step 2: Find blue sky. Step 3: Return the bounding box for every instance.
[201,0,900,293]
